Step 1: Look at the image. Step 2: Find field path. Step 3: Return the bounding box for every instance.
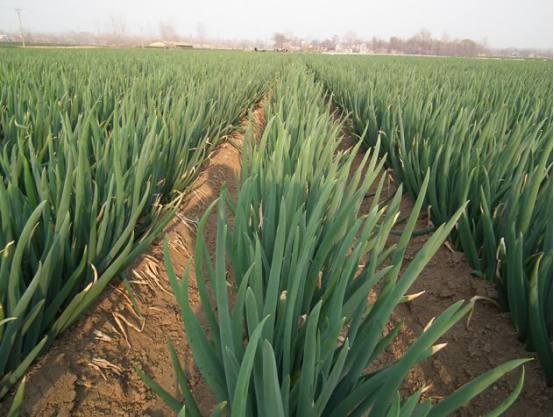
[338,124,552,417]
[0,101,266,417]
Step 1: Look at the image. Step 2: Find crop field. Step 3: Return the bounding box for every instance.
[308,55,553,377]
[0,48,551,417]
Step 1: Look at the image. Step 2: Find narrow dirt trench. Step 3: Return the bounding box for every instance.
[2,101,267,417]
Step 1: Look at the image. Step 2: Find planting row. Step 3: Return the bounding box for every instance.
[146,65,528,416]
[0,49,282,404]
[309,55,553,379]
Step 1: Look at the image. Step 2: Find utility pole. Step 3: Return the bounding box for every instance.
[15,8,25,47]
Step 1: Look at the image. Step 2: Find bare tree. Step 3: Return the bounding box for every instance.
[389,36,402,52]
[273,33,287,49]
[107,15,127,45]
[159,20,178,41]
[409,29,433,54]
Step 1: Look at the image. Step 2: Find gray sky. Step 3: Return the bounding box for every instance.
[0,0,552,49]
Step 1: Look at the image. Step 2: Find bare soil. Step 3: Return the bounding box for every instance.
[2,100,551,417]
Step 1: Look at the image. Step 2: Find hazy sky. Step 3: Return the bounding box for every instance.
[0,0,552,49]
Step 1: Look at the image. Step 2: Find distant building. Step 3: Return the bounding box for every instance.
[147,41,193,49]
[335,44,353,53]
[148,41,170,48]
